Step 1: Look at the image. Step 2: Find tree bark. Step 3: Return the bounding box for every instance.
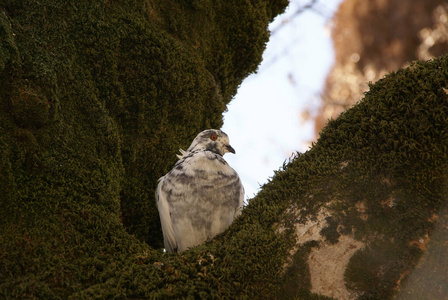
[1,1,447,299]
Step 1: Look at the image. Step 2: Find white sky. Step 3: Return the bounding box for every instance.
[222,0,343,199]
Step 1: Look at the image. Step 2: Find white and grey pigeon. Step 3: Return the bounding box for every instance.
[156,129,244,253]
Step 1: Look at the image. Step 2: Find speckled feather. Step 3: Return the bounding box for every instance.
[156,129,244,252]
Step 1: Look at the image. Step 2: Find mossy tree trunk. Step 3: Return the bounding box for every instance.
[1,1,447,299]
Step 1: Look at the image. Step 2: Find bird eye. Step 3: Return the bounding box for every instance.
[210,134,217,141]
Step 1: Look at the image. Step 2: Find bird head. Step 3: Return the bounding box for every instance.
[187,129,235,156]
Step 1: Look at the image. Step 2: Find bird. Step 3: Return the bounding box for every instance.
[156,129,244,253]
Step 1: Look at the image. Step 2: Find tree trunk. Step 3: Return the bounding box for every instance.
[1,1,447,299]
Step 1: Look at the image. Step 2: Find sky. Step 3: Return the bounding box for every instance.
[222,0,343,199]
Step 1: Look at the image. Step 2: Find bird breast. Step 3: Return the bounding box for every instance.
[174,150,237,179]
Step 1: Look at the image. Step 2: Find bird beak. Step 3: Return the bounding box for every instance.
[226,145,236,154]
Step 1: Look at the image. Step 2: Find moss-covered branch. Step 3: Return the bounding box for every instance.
[1,0,447,298]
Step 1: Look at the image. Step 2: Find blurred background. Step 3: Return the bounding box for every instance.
[222,0,448,199]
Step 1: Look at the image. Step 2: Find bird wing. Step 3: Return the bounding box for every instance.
[235,182,245,218]
[155,177,177,252]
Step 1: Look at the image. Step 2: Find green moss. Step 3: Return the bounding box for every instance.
[280,241,331,300]
[345,239,421,299]
[272,56,448,299]
[320,216,343,244]
[396,204,448,299]
[0,0,288,298]
[1,0,447,297]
